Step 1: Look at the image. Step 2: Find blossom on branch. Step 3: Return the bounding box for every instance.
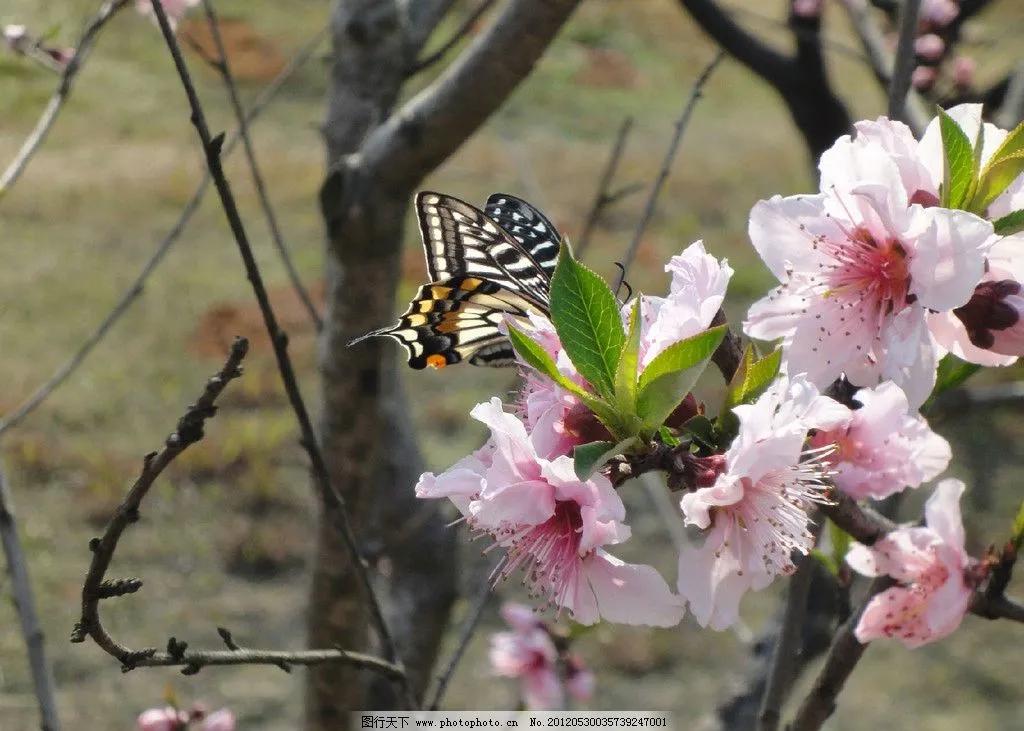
[744,114,993,407]
[808,381,950,501]
[676,376,847,629]
[417,399,683,626]
[847,479,979,648]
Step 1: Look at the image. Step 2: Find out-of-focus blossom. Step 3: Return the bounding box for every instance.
[677,376,847,630]
[914,33,945,62]
[417,400,684,626]
[137,707,187,731]
[489,603,563,710]
[791,0,824,19]
[744,115,993,408]
[847,479,978,647]
[201,709,236,731]
[920,0,959,29]
[135,0,200,29]
[952,56,976,90]
[809,381,950,500]
[2,24,74,71]
[911,65,938,91]
[564,655,595,702]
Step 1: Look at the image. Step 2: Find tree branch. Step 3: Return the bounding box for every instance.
[0,0,131,197]
[614,52,724,295]
[407,0,499,75]
[0,28,327,438]
[197,0,322,331]
[426,576,494,710]
[576,116,634,259]
[146,0,411,705]
[0,467,61,731]
[887,0,921,123]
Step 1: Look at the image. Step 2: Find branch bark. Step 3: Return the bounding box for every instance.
[0,467,61,731]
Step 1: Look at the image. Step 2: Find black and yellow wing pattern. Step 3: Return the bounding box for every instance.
[353,191,563,369]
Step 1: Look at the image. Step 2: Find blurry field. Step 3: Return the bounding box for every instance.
[2,0,1024,728]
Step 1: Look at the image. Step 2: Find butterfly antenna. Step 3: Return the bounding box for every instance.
[613,262,634,302]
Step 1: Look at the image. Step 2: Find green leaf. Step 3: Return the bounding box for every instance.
[1011,500,1024,550]
[614,299,642,417]
[994,209,1024,237]
[829,519,853,569]
[657,426,681,447]
[939,108,975,210]
[683,415,717,450]
[971,120,1024,212]
[573,437,638,480]
[724,346,782,411]
[508,325,627,438]
[635,326,726,430]
[549,246,625,400]
[933,353,981,396]
[810,549,839,576]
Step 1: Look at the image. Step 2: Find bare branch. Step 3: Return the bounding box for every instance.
[576,116,634,259]
[887,0,921,123]
[676,0,791,84]
[756,526,823,731]
[613,52,724,295]
[0,467,61,731]
[426,577,494,710]
[147,0,412,704]
[0,0,131,197]
[0,29,327,438]
[787,576,894,731]
[197,0,322,331]
[840,0,930,135]
[408,0,499,75]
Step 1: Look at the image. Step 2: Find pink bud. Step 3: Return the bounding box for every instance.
[137,707,187,731]
[914,33,945,62]
[792,0,823,19]
[203,709,237,731]
[920,0,959,29]
[911,65,938,91]
[953,56,976,89]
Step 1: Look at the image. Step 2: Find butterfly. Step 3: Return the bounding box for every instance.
[352,191,563,369]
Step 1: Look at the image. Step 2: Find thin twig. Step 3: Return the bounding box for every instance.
[0,0,131,197]
[407,0,498,75]
[756,524,822,731]
[576,116,634,259]
[197,0,322,331]
[147,0,411,704]
[996,61,1024,129]
[70,339,403,679]
[0,467,61,731]
[613,51,723,295]
[0,29,327,438]
[427,577,494,710]
[887,0,921,123]
[787,576,893,731]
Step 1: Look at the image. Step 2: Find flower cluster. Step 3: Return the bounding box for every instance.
[489,602,593,710]
[419,104,1023,649]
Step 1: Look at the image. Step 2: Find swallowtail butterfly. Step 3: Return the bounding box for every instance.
[352,191,563,368]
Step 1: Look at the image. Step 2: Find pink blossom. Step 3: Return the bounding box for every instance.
[952,56,976,89]
[202,709,236,731]
[847,479,977,647]
[636,241,732,370]
[920,0,959,29]
[564,655,595,703]
[791,0,824,19]
[418,399,684,626]
[809,381,950,500]
[137,707,187,731]
[914,33,945,62]
[744,116,993,408]
[135,0,200,29]
[911,65,938,91]
[490,605,563,710]
[677,376,847,629]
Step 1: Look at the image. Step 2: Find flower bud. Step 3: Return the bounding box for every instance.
[953,56,976,90]
[912,65,938,91]
[914,33,945,62]
[953,279,1024,354]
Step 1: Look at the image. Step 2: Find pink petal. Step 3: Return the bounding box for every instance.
[574,551,684,627]
[747,195,836,280]
[906,207,992,311]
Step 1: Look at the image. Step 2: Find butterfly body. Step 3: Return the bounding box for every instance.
[353,191,563,369]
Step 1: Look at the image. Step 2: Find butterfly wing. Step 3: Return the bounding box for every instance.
[351,276,540,369]
[484,192,562,279]
[416,191,552,309]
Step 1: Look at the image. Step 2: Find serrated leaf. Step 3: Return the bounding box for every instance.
[724,346,782,411]
[573,437,638,480]
[971,120,1024,212]
[635,327,725,431]
[994,209,1024,236]
[549,246,625,400]
[614,299,642,417]
[508,326,627,438]
[939,109,975,210]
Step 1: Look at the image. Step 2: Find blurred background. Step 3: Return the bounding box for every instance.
[2,0,1024,728]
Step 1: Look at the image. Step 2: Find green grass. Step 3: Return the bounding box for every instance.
[2,0,1024,728]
